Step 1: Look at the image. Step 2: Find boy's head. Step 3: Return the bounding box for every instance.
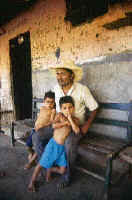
[59,96,75,117]
[43,91,55,108]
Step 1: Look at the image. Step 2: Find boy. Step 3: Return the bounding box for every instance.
[24,91,56,170]
[28,96,80,192]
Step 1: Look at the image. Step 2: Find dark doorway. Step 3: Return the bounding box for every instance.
[9,31,32,120]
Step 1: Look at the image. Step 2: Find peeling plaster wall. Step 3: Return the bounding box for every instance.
[0,0,132,137]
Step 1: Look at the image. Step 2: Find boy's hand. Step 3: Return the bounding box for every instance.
[65,120,71,126]
[67,112,72,121]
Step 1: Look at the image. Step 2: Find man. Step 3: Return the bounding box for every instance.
[32,60,98,189]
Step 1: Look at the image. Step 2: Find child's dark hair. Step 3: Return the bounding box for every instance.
[44,91,55,100]
[59,96,74,108]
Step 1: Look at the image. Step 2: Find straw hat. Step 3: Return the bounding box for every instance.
[49,60,83,82]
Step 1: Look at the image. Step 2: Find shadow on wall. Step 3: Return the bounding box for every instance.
[103,12,132,30]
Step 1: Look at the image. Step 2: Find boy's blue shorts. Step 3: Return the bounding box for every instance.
[39,138,67,169]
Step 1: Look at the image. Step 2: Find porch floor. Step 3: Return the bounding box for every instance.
[0,134,131,200]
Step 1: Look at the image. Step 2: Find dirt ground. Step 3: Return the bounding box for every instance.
[0,133,132,200]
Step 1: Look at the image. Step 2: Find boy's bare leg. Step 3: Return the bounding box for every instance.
[45,167,66,182]
[45,169,52,182]
[50,166,66,174]
[24,153,37,170]
[26,147,34,161]
[51,167,67,191]
[28,164,42,192]
[28,153,33,161]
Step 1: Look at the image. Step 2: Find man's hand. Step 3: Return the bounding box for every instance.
[81,109,98,135]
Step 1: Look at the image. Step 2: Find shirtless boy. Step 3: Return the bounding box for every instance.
[28,96,80,192]
[24,91,56,170]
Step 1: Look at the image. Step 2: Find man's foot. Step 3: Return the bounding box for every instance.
[28,182,36,192]
[0,171,6,177]
[57,180,69,192]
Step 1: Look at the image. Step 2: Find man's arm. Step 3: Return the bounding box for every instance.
[81,109,98,135]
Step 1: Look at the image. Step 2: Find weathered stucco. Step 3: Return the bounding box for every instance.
[0,0,132,138]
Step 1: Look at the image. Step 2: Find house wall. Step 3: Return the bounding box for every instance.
[0,0,132,137]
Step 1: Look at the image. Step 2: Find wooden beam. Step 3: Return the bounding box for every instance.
[94,118,132,127]
[76,166,105,182]
[99,102,132,111]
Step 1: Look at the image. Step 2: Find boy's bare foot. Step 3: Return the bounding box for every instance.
[24,159,37,170]
[24,163,33,170]
[46,171,52,183]
[28,182,36,192]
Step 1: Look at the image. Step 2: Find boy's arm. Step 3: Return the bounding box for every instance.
[52,113,70,129]
[35,108,56,130]
[67,114,80,134]
[35,120,43,131]
[34,122,40,131]
[34,107,44,130]
[49,109,56,123]
[39,108,56,127]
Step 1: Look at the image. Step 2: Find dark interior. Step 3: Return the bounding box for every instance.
[0,0,37,27]
[64,0,132,26]
[9,31,32,120]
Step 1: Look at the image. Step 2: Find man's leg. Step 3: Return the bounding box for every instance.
[32,126,53,160]
[57,131,82,188]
